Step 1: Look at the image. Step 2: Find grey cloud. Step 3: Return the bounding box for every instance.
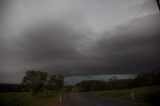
[16,13,160,76]
[0,0,159,83]
[92,14,160,74]
[1,14,160,83]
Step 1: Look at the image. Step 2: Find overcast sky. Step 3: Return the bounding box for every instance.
[0,0,160,83]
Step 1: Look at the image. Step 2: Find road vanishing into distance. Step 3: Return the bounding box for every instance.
[58,92,140,106]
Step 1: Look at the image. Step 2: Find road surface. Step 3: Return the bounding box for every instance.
[59,92,141,106]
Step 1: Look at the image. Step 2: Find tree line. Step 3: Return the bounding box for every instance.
[0,70,64,96]
[76,71,160,92]
[1,70,160,93]
[0,83,26,92]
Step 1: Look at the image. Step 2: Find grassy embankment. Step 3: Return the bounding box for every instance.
[89,85,160,104]
[0,92,63,106]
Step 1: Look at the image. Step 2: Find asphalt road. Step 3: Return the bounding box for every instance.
[61,92,139,106]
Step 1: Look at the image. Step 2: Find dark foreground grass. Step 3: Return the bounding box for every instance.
[90,86,160,105]
[0,92,58,106]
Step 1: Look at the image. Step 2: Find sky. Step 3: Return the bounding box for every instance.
[0,0,160,83]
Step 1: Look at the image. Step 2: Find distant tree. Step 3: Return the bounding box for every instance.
[64,85,73,92]
[22,70,48,96]
[77,80,106,92]
[109,76,118,81]
[76,70,160,92]
[132,71,160,87]
[0,83,26,92]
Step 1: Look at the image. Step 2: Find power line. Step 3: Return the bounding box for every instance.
[128,0,159,31]
[127,0,146,31]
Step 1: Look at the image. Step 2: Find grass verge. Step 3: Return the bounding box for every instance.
[0,92,57,106]
[89,85,160,105]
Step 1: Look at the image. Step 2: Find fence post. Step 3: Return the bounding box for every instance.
[131,91,134,101]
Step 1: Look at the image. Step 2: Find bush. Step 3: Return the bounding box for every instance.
[144,91,160,106]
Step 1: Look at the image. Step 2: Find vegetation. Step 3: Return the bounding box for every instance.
[90,86,160,105]
[47,74,64,93]
[0,83,28,92]
[75,71,160,105]
[0,92,57,106]
[22,71,48,96]
[0,70,64,106]
[76,71,160,92]
[22,70,64,96]
[63,85,74,92]
[77,80,107,92]
[1,70,160,105]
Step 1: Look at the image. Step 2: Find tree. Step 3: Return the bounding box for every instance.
[56,74,64,92]
[64,85,73,92]
[22,70,48,96]
[77,80,107,92]
[48,74,56,91]
[48,74,64,93]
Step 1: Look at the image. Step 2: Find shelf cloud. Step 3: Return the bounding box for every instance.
[0,0,159,83]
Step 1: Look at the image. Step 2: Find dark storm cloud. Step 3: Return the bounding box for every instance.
[1,13,160,82]
[10,13,159,76]
[0,0,9,82]
[0,0,159,83]
[91,14,160,74]
[18,22,81,62]
[9,21,90,76]
[15,22,107,75]
[0,38,5,82]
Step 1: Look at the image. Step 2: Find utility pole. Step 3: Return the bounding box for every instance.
[156,0,160,11]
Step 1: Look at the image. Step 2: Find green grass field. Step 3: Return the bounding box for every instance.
[90,86,160,104]
[0,92,58,106]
